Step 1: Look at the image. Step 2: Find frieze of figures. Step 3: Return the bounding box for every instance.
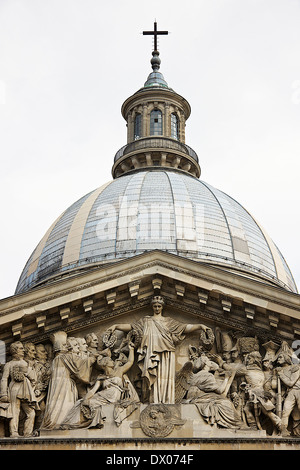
[0,295,299,438]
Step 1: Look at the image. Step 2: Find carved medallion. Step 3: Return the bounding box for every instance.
[139,404,185,438]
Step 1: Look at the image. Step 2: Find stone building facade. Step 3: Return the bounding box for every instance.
[0,24,300,450]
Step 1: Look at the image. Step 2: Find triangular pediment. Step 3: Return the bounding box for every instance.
[1,251,300,440]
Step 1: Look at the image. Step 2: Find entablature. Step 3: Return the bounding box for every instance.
[1,251,300,348]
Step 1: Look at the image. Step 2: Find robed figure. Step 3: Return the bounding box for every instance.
[133,314,185,403]
[41,332,96,430]
[108,296,209,404]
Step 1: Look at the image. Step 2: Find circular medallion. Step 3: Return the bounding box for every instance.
[139,404,175,438]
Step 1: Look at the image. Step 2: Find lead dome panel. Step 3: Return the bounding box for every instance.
[15,170,297,294]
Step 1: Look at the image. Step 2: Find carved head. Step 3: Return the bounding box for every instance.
[98,355,114,374]
[50,331,68,353]
[76,337,88,354]
[245,350,262,368]
[66,337,80,354]
[151,295,165,306]
[274,341,294,366]
[9,341,24,360]
[276,351,292,366]
[151,296,165,316]
[85,332,99,349]
[24,342,36,361]
[35,344,48,362]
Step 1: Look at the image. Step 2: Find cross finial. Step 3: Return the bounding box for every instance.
[143,21,168,53]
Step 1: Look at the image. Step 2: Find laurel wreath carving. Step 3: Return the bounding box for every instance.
[102,330,118,348]
[126,329,142,348]
[199,327,215,350]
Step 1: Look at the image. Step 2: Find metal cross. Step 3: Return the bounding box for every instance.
[143,21,168,52]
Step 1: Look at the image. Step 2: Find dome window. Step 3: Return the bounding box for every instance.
[134,113,142,140]
[150,109,162,135]
[171,113,179,140]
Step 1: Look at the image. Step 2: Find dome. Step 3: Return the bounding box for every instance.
[15,169,297,295]
[15,26,297,296]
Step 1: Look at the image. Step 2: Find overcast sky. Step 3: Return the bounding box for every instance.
[0,0,299,299]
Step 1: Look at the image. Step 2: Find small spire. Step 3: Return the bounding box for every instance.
[142,22,169,89]
[143,21,168,54]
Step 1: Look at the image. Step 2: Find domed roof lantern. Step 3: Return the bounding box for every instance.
[113,22,200,179]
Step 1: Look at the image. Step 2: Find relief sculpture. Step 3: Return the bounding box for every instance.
[107,295,210,404]
[60,341,139,429]
[0,296,299,438]
[175,356,247,430]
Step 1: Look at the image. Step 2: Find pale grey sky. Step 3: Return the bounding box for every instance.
[0,0,299,299]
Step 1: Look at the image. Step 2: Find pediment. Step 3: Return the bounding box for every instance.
[1,251,300,440]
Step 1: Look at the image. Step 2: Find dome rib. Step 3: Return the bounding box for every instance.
[62,182,112,269]
[36,193,92,282]
[200,180,236,262]
[164,171,179,252]
[15,192,92,294]
[17,208,67,289]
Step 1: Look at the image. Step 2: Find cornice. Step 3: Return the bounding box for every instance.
[0,251,299,324]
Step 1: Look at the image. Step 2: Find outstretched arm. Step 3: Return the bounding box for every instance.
[109,323,132,333]
[116,343,135,377]
[184,323,209,334]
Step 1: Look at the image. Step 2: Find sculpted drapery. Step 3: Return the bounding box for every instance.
[133,315,186,404]
[42,333,94,430]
